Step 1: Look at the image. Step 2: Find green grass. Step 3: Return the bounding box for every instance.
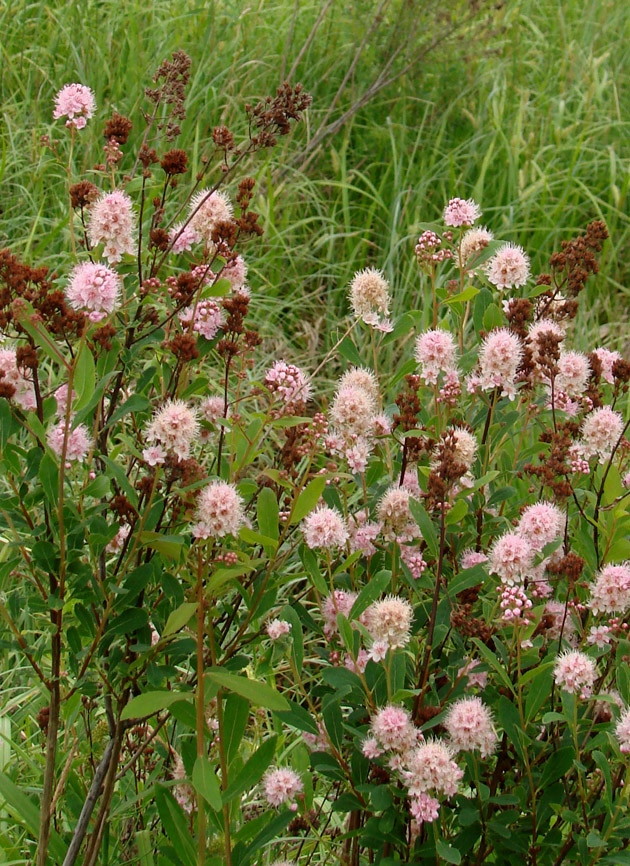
[1,0,629,370]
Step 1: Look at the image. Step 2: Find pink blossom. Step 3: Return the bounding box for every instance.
[368,640,389,662]
[179,300,226,341]
[517,502,564,552]
[145,400,199,459]
[345,437,373,473]
[458,658,488,690]
[444,697,496,757]
[348,267,391,327]
[47,420,92,463]
[400,545,427,579]
[362,737,383,759]
[330,385,376,436]
[588,563,630,614]
[222,255,247,290]
[88,190,136,263]
[345,649,369,674]
[0,349,36,410]
[553,650,597,698]
[200,396,226,424]
[338,367,379,403]
[265,360,311,409]
[404,740,463,797]
[499,583,534,624]
[527,320,565,367]
[266,619,292,640]
[192,481,245,539]
[347,511,381,557]
[460,549,488,570]
[414,329,458,385]
[142,445,166,466]
[587,625,613,648]
[52,83,95,129]
[410,793,440,824]
[489,531,533,584]
[580,407,624,462]
[615,706,630,753]
[188,189,233,244]
[443,197,481,227]
[593,347,621,384]
[486,243,530,289]
[169,223,200,253]
[543,601,577,642]
[554,351,591,398]
[460,227,494,265]
[65,262,121,313]
[302,506,348,550]
[263,767,303,808]
[321,590,357,637]
[377,485,417,541]
[371,705,418,752]
[364,595,413,650]
[479,328,523,399]
[303,721,328,752]
[372,413,391,435]
[106,524,130,554]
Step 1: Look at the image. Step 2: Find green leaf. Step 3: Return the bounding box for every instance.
[192,757,223,811]
[120,691,192,721]
[201,276,231,298]
[222,736,277,803]
[206,670,289,711]
[73,343,96,411]
[349,570,391,620]
[257,487,279,540]
[291,477,326,524]
[593,750,613,810]
[445,498,468,526]
[139,531,185,560]
[224,694,250,766]
[338,335,362,366]
[241,813,293,864]
[106,607,149,636]
[39,452,58,505]
[135,829,155,866]
[207,563,254,597]
[443,285,479,305]
[0,773,66,864]
[472,639,515,695]
[322,701,343,750]
[274,699,320,735]
[154,785,196,866]
[12,300,68,369]
[409,498,438,557]
[436,839,462,864]
[105,394,152,429]
[280,604,304,671]
[586,831,606,849]
[163,602,197,637]
[483,303,503,331]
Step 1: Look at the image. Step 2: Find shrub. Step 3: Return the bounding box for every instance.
[1,53,630,866]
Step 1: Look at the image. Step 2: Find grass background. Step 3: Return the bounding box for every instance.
[1,0,629,370]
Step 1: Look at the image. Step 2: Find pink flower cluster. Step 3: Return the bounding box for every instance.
[370,704,419,753]
[302,505,348,550]
[403,740,463,798]
[192,481,245,539]
[477,328,523,400]
[444,697,497,757]
[265,360,311,410]
[145,400,199,460]
[443,197,481,228]
[263,767,303,808]
[179,300,226,340]
[553,650,597,698]
[0,349,36,410]
[53,83,95,129]
[485,242,530,289]
[47,420,92,463]
[414,329,458,385]
[188,189,233,245]
[266,619,292,640]
[88,190,136,263]
[65,262,121,315]
[588,563,630,614]
[348,267,391,329]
